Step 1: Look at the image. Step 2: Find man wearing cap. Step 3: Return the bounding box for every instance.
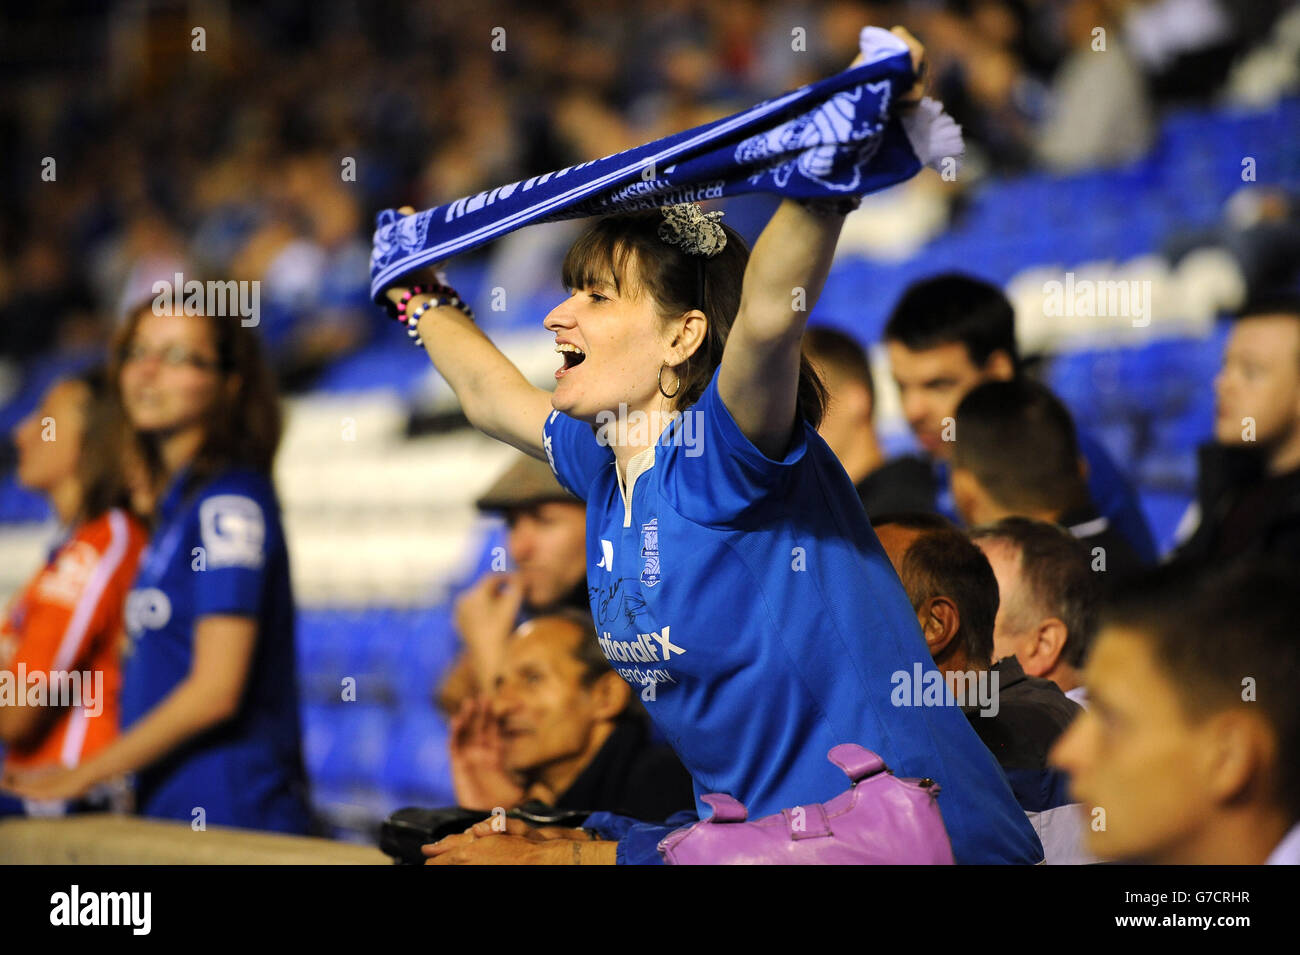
[437,453,590,715]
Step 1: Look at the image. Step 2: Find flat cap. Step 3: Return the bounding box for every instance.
[475,453,580,513]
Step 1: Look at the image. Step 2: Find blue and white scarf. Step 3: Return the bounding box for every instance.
[370,27,962,300]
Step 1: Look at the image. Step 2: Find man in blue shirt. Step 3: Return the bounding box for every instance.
[883,273,1158,562]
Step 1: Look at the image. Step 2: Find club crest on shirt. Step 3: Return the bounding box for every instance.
[640,518,660,587]
[199,495,266,570]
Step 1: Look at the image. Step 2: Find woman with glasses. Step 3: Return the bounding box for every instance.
[6,302,311,834]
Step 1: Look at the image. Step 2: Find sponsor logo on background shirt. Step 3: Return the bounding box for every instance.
[124,588,172,642]
[36,542,99,606]
[199,495,265,569]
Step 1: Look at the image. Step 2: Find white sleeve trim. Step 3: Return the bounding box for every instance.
[51,509,130,674]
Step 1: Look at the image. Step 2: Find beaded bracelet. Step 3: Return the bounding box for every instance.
[386,284,428,322]
[403,289,475,348]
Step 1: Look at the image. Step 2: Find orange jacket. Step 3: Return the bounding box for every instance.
[0,508,145,771]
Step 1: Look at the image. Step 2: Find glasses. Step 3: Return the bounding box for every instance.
[121,344,220,371]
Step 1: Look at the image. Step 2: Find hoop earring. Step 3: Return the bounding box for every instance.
[658,362,682,399]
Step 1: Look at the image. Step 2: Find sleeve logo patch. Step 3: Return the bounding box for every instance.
[199,495,266,570]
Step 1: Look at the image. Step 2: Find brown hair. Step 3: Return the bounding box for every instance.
[65,366,135,523]
[1103,560,1300,820]
[804,325,875,411]
[561,210,827,426]
[952,378,1088,514]
[545,607,645,723]
[110,299,283,510]
[895,527,998,669]
[969,517,1100,669]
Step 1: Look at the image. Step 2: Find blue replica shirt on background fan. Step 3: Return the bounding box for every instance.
[121,467,310,834]
[543,368,1043,865]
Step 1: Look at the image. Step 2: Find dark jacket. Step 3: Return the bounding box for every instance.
[855,455,940,520]
[553,718,696,823]
[963,657,1082,814]
[1060,505,1148,587]
[1172,442,1300,568]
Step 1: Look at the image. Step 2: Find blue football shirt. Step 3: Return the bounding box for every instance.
[122,467,310,834]
[544,368,1042,864]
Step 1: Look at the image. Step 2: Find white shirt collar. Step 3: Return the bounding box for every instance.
[616,444,657,528]
[1266,821,1300,865]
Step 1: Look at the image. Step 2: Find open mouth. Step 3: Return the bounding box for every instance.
[555,343,586,378]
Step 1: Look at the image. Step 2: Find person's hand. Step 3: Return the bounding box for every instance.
[462,816,594,841]
[849,25,927,106]
[381,205,449,308]
[453,572,525,682]
[422,817,613,864]
[423,832,571,865]
[448,696,525,810]
[1,763,94,802]
[890,26,927,105]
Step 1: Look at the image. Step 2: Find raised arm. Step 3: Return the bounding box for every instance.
[384,210,553,461]
[717,26,925,460]
[718,199,847,459]
[410,298,553,460]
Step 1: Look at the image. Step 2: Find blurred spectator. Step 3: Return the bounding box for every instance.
[5,302,312,834]
[0,237,80,359]
[1166,187,1300,301]
[804,326,937,516]
[1122,0,1239,103]
[951,379,1148,583]
[0,369,146,815]
[1223,2,1300,106]
[4,0,1292,384]
[448,610,694,821]
[1034,0,1153,171]
[1172,296,1300,566]
[883,272,1158,562]
[970,517,1100,707]
[437,453,588,715]
[1051,561,1300,864]
[875,514,1087,863]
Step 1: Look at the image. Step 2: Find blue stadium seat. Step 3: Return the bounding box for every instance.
[306,702,394,792]
[382,705,455,806]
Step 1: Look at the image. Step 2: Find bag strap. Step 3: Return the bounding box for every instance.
[700,793,748,823]
[783,803,832,839]
[827,743,888,782]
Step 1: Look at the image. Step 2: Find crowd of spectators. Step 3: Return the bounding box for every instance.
[1,1,1298,866]
[3,0,1297,386]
